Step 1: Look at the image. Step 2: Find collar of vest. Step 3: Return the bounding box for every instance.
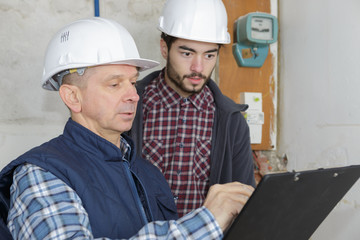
[63,118,137,164]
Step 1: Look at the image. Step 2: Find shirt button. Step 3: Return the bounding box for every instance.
[174,196,179,200]
[177,170,181,175]
[179,143,184,148]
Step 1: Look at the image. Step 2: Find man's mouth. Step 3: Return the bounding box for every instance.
[184,73,206,85]
[119,112,135,121]
[118,105,136,119]
[187,77,203,85]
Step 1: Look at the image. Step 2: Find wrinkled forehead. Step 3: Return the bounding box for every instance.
[87,64,140,81]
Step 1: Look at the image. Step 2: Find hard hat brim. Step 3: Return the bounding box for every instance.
[42,58,159,90]
[115,58,160,71]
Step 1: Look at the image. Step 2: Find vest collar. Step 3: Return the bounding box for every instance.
[63,118,137,163]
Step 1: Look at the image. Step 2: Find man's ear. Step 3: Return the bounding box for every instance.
[160,38,168,59]
[59,84,82,113]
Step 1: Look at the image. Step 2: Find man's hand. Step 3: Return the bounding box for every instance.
[203,182,254,232]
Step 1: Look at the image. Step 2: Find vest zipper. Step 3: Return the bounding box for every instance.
[122,161,148,224]
[130,170,154,222]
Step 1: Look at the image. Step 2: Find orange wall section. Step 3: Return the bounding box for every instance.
[219,0,276,150]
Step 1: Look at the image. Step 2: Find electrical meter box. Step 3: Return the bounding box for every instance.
[233,12,278,67]
[240,92,264,144]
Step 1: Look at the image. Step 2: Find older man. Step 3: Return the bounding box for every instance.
[0,17,253,239]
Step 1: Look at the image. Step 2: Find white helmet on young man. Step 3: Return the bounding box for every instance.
[158,0,230,44]
[42,17,159,91]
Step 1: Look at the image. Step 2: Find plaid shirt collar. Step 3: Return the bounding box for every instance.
[119,136,131,162]
[157,70,214,111]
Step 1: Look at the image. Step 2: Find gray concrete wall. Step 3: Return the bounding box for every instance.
[279,0,360,239]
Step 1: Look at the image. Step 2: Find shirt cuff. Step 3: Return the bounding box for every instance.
[179,206,223,239]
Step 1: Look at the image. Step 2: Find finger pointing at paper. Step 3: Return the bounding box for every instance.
[203,182,254,232]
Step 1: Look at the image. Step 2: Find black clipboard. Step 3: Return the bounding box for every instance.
[224,165,360,240]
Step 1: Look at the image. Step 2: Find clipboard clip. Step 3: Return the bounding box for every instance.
[294,172,301,182]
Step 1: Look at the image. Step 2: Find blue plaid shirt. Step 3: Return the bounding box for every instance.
[7,139,222,239]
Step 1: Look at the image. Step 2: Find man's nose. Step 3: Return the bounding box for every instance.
[125,85,140,102]
[190,56,204,73]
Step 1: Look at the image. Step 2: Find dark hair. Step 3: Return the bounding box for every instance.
[161,32,177,50]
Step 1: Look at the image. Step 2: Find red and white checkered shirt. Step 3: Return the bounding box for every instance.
[142,71,215,217]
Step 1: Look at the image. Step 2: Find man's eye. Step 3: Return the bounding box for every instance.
[205,54,216,59]
[182,52,191,57]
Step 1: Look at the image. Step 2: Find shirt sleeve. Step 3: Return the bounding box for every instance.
[8,163,223,240]
[7,163,93,239]
[128,207,223,240]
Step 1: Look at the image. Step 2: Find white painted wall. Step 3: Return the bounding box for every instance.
[278,0,360,239]
[0,0,166,169]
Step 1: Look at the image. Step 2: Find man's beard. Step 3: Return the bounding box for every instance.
[166,59,211,95]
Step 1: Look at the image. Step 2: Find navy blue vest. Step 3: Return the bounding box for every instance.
[0,119,178,239]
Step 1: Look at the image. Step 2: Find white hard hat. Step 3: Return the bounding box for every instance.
[42,17,159,91]
[158,0,230,44]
